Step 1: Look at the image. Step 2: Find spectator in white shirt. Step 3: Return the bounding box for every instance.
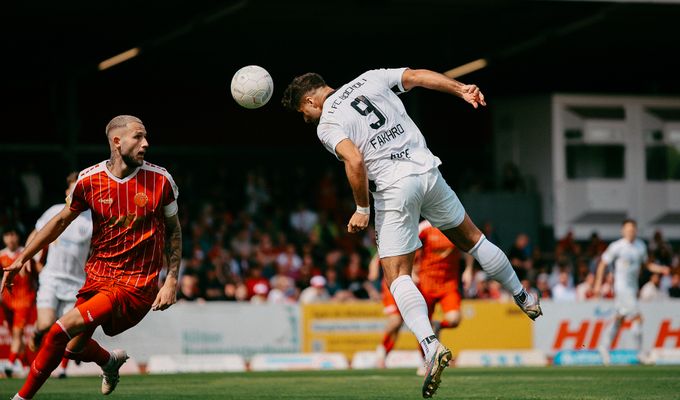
[552,270,576,302]
[640,273,667,301]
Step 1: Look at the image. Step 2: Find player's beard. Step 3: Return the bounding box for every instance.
[122,153,143,168]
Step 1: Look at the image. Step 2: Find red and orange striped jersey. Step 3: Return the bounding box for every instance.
[69,160,178,292]
[0,247,37,309]
[417,221,460,295]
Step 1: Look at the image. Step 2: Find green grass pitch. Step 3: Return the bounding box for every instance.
[1,366,678,399]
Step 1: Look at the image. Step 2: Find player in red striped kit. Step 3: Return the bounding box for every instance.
[377,221,473,371]
[0,227,37,377]
[2,115,182,400]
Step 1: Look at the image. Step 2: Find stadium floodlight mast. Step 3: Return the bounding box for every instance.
[98,48,141,71]
[444,58,488,79]
[96,0,248,72]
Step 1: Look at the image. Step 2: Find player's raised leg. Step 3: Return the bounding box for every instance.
[441,215,542,320]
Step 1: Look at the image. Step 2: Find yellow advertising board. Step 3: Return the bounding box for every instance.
[302,300,531,360]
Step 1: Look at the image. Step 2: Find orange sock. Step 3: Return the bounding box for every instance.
[382,334,396,355]
[19,323,70,399]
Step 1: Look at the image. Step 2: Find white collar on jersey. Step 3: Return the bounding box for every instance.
[102,160,142,184]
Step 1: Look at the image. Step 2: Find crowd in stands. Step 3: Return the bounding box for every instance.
[1,162,679,305]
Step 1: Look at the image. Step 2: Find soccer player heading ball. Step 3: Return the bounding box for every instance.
[3,115,182,400]
[283,67,543,398]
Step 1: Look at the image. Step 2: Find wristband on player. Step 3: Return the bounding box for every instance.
[356,205,370,215]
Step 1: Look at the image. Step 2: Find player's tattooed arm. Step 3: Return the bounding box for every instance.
[153,213,181,311]
[401,69,486,109]
[164,213,182,281]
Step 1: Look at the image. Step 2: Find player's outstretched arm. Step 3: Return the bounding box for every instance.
[335,138,370,234]
[1,206,79,292]
[401,69,486,109]
[153,213,182,311]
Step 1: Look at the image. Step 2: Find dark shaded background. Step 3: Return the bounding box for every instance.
[2,0,679,205]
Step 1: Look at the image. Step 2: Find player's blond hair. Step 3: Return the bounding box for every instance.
[105,115,143,137]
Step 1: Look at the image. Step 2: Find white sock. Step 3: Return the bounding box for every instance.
[603,318,622,350]
[12,394,28,400]
[390,275,438,355]
[469,235,523,295]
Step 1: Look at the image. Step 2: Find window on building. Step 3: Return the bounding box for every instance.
[566,144,625,179]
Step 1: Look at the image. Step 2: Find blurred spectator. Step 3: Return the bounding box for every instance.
[585,232,607,260]
[268,271,297,304]
[520,275,540,302]
[344,252,371,299]
[290,202,318,236]
[250,282,269,304]
[585,232,607,273]
[254,233,279,269]
[204,268,227,301]
[576,273,596,301]
[245,171,271,215]
[552,270,576,302]
[324,268,344,297]
[649,230,673,266]
[245,266,269,299]
[299,275,331,303]
[224,283,238,301]
[640,274,667,301]
[276,244,303,275]
[311,212,339,249]
[178,273,204,302]
[555,230,581,261]
[481,221,501,247]
[316,169,338,214]
[508,233,533,272]
[487,281,510,301]
[600,271,615,299]
[500,162,526,192]
[536,273,552,299]
[669,274,680,298]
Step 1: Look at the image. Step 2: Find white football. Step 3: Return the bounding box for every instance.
[230,65,274,109]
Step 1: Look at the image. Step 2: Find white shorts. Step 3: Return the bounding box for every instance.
[373,168,465,258]
[614,289,639,317]
[36,278,81,317]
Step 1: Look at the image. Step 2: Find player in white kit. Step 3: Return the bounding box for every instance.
[27,172,92,377]
[283,68,542,398]
[594,219,670,364]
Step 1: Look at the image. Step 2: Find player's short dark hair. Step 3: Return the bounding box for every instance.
[1,226,19,236]
[281,73,326,111]
[66,171,78,187]
[622,218,637,227]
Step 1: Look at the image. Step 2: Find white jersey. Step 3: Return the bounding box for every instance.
[35,204,91,286]
[317,68,441,192]
[601,238,648,294]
